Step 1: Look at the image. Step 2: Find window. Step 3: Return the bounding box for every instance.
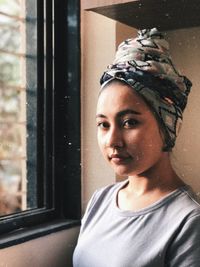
[0,0,28,215]
[0,0,81,246]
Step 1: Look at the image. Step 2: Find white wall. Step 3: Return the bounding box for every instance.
[167,27,200,193]
[81,11,116,211]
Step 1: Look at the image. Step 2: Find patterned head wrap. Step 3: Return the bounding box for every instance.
[100,28,192,150]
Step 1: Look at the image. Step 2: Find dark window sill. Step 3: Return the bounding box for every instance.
[0,219,81,249]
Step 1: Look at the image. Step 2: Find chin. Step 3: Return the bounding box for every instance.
[112,166,135,177]
[113,163,153,178]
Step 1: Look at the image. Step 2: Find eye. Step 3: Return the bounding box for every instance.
[123,119,139,128]
[97,121,110,129]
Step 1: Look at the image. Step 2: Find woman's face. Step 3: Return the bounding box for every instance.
[96,82,166,177]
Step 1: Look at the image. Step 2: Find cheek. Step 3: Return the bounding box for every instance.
[142,130,164,160]
[128,126,163,155]
[97,132,106,153]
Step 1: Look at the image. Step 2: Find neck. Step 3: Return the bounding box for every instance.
[127,154,184,196]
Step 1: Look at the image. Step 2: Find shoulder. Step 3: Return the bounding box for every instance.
[182,185,200,205]
[95,180,127,198]
[81,180,127,221]
[87,180,127,211]
[179,185,200,214]
[79,180,127,231]
[167,185,200,217]
[167,186,200,246]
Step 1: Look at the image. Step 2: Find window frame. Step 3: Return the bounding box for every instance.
[0,0,81,247]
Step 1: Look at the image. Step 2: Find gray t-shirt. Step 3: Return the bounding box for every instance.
[73,180,200,267]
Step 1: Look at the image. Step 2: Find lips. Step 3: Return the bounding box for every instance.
[109,153,131,164]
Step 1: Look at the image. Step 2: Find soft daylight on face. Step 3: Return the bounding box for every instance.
[96,81,166,177]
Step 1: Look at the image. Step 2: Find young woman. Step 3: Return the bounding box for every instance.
[73,28,200,267]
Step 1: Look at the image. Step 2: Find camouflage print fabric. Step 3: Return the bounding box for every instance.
[100,28,192,150]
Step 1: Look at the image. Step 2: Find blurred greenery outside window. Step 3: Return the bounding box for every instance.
[0,0,37,216]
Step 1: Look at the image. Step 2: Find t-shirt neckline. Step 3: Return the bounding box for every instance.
[113,179,189,217]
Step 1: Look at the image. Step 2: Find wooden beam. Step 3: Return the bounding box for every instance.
[81,0,137,10]
[81,0,200,31]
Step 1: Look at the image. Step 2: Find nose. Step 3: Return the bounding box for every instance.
[105,126,124,148]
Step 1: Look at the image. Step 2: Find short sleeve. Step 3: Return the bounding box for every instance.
[166,213,200,267]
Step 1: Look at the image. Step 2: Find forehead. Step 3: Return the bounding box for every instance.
[97,82,150,114]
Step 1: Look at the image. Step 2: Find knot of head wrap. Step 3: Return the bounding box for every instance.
[100,28,192,150]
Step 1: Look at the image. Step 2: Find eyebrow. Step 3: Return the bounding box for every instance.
[96,109,141,119]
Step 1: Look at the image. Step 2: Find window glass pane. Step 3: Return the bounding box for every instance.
[0,0,38,216]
